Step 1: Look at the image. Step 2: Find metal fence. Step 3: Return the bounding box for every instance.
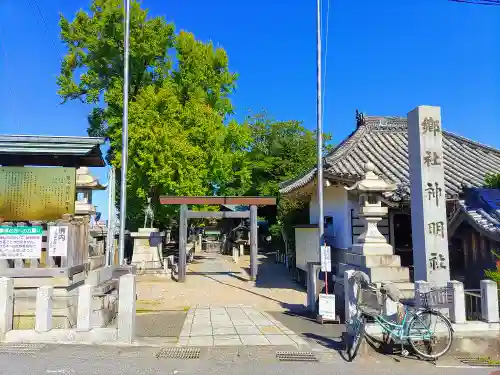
[464,289,482,321]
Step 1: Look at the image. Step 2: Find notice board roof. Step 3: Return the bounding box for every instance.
[0,135,106,167]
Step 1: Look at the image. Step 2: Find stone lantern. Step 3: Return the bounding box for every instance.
[345,162,397,255]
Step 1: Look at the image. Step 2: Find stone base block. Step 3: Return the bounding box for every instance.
[338,263,410,283]
[343,252,402,268]
[86,266,113,286]
[350,242,394,256]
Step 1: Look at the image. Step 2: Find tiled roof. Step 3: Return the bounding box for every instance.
[450,188,500,240]
[279,115,500,197]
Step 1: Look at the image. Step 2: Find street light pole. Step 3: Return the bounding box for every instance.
[316,0,324,250]
[118,0,131,265]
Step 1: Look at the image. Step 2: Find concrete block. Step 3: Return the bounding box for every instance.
[0,277,13,334]
[86,266,113,286]
[117,274,136,343]
[481,280,499,323]
[77,285,92,331]
[343,252,402,268]
[35,286,53,333]
[338,263,410,282]
[448,280,466,324]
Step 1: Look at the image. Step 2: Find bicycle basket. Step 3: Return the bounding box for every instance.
[418,287,452,308]
[358,287,384,316]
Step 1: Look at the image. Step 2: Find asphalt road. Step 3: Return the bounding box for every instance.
[0,344,496,375]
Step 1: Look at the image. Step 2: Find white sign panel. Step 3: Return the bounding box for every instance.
[408,106,450,284]
[0,226,43,259]
[320,245,331,272]
[48,226,69,257]
[318,293,336,320]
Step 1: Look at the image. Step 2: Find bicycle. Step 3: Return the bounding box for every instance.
[345,274,454,362]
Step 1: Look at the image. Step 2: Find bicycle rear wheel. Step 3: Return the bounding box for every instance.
[408,310,453,360]
[346,313,365,361]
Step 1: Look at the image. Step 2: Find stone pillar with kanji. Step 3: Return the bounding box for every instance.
[408,106,451,285]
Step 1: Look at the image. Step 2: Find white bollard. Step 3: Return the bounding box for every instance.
[118,274,136,343]
[35,286,53,333]
[239,244,244,257]
[447,280,466,324]
[0,277,14,334]
[481,280,499,323]
[232,247,239,263]
[77,284,93,331]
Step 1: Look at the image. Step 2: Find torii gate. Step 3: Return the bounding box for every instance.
[159,196,276,282]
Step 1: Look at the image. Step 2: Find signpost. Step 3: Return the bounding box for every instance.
[0,226,43,259]
[408,106,450,285]
[48,226,69,257]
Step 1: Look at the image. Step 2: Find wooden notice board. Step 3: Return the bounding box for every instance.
[0,167,76,221]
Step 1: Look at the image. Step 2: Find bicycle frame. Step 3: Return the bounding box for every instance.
[370,308,435,342]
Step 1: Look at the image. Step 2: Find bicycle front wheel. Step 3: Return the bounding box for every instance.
[346,313,365,361]
[408,310,453,360]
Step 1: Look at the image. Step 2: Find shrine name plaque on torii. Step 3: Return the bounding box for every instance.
[159,196,276,282]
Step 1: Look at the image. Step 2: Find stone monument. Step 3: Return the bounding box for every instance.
[131,198,164,270]
[336,163,413,297]
[408,106,450,285]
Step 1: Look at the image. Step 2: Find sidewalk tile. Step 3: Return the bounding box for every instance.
[213,327,237,335]
[190,326,213,336]
[214,335,242,346]
[239,334,270,346]
[235,325,261,335]
[265,334,295,346]
[188,336,213,346]
[258,325,283,335]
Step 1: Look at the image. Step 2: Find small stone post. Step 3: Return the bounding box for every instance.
[239,244,244,257]
[77,284,93,331]
[118,274,136,343]
[0,277,14,334]
[232,247,239,263]
[35,286,53,333]
[447,280,466,324]
[480,280,499,323]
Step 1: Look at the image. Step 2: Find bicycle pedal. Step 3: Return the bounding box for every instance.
[401,349,409,357]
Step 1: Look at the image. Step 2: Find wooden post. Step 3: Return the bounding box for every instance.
[178,204,187,282]
[250,205,258,281]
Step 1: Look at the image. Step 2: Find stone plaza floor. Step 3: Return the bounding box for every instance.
[178,305,309,348]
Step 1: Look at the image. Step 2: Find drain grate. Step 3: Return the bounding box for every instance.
[156,347,201,359]
[276,351,318,362]
[458,356,500,367]
[0,343,46,355]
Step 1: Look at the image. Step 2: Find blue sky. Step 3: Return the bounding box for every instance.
[0,0,499,220]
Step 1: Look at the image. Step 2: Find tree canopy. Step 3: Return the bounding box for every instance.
[58,0,329,230]
[484,173,500,189]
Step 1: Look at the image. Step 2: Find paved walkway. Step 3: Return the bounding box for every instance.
[136,252,307,312]
[178,305,309,347]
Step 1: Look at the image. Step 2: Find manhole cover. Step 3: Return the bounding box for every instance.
[156,347,201,359]
[0,343,46,355]
[458,357,500,367]
[276,351,317,362]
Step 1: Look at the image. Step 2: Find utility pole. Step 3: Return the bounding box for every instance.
[106,166,116,266]
[118,0,131,266]
[316,0,324,250]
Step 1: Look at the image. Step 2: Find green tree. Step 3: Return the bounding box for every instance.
[58,0,250,229]
[485,251,500,285]
[242,113,332,248]
[484,173,500,188]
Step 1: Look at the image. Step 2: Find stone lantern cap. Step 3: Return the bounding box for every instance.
[345,162,397,193]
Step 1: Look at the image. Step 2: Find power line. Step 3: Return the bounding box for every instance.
[26,0,62,63]
[0,25,22,133]
[449,0,500,5]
